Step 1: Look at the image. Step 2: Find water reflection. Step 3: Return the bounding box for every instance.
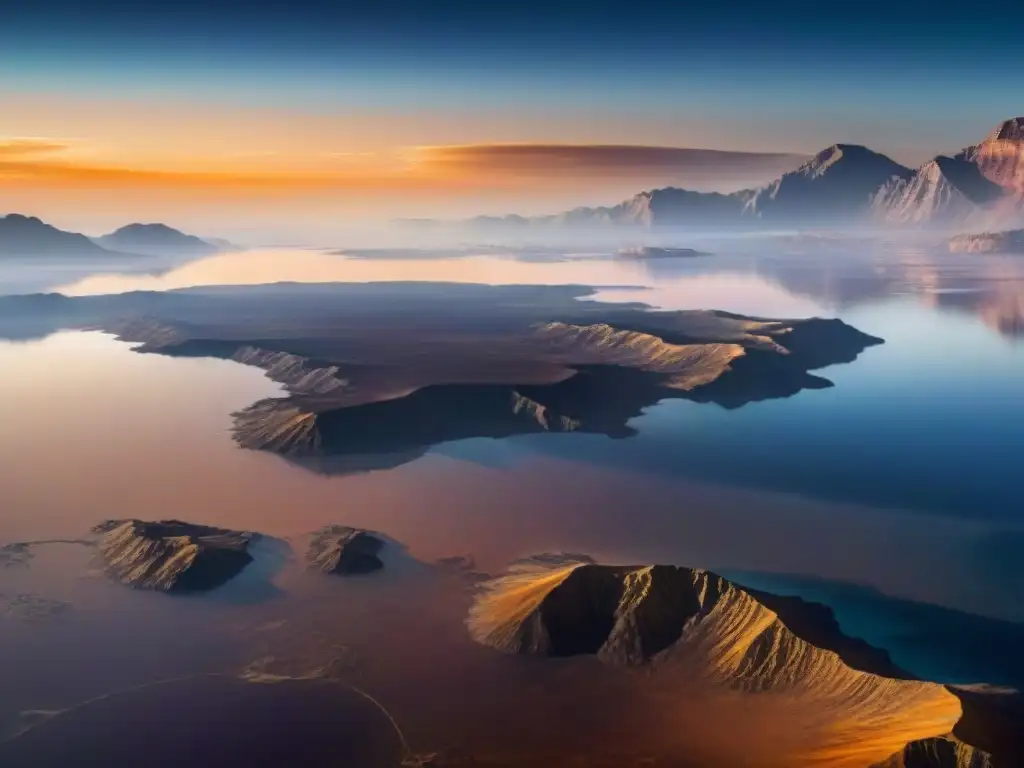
[44,241,1024,343]
[1,324,1023,766]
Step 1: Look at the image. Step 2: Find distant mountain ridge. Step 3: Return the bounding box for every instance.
[0,214,114,257]
[0,214,231,258]
[456,118,1024,230]
[93,223,223,255]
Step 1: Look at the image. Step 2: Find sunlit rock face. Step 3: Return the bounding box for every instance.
[531,322,747,388]
[971,118,1024,200]
[230,346,349,395]
[948,229,1024,254]
[306,525,384,575]
[467,556,982,767]
[875,119,1024,226]
[873,159,1002,225]
[874,736,993,768]
[94,519,254,592]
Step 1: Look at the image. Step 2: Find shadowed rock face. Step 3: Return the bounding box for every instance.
[222,315,876,468]
[94,519,254,592]
[468,556,1020,768]
[306,526,385,575]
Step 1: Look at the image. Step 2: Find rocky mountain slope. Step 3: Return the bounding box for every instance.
[872,118,1024,227]
[460,118,1024,230]
[468,555,1013,767]
[743,144,912,222]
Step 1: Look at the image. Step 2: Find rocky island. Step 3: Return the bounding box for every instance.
[0,282,882,473]
[94,519,255,592]
[948,229,1024,254]
[468,555,1018,767]
[306,525,385,575]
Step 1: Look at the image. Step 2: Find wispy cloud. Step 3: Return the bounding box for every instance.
[0,142,807,201]
[414,143,806,185]
[0,138,72,157]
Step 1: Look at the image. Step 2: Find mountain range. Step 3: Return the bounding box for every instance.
[0,215,231,258]
[462,118,1024,230]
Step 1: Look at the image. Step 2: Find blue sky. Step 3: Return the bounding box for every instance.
[2,0,1023,233]
[3,0,1022,159]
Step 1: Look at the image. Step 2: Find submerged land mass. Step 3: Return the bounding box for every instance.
[0,282,882,473]
[468,555,1021,767]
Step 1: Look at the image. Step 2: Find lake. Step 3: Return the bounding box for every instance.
[1,237,1022,766]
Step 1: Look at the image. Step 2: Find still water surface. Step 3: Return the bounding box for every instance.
[1,241,1023,764]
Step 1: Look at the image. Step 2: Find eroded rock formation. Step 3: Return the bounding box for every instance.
[306,525,385,575]
[94,519,254,592]
[467,556,1014,767]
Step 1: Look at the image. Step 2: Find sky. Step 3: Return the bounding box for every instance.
[2,0,1023,239]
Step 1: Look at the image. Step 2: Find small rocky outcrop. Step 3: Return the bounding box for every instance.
[874,736,993,767]
[306,525,384,575]
[94,519,254,592]
[948,229,1024,254]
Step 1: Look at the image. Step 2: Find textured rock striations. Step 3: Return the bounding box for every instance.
[0,282,882,472]
[306,525,385,575]
[94,519,254,592]
[873,736,992,767]
[874,118,1024,227]
[468,556,1012,768]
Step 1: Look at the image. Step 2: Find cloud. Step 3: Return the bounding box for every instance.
[0,142,807,201]
[0,155,483,194]
[0,138,72,157]
[414,143,806,186]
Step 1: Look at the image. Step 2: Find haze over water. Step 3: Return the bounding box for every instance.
[2,237,1023,765]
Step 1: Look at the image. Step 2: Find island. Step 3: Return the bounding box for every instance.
[94,519,255,592]
[306,525,386,575]
[468,554,1019,767]
[0,282,883,472]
